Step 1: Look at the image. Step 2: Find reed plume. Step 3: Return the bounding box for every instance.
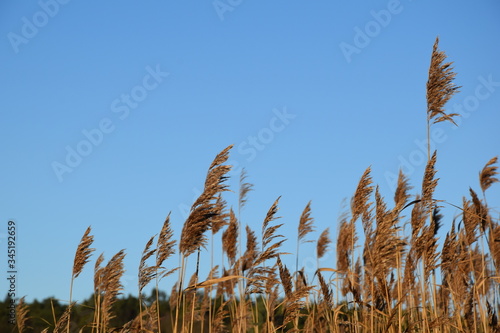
[68,226,94,333]
[337,212,358,301]
[422,207,442,280]
[480,156,499,196]
[296,200,315,286]
[239,167,254,213]
[211,194,229,235]
[277,256,293,299]
[53,303,74,333]
[421,151,439,212]
[245,198,285,331]
[297,201,315,244]
[336,217,356,274]
[169,281,179,312]
[16,296,30,333]
[317,270,333,308]
[119,302,158,333]
[366,188,406,286]
[212,299,230,333]
[394,170,413,212]
[426,36,460,161]
[489,222,500,272]
[179,145,233,257]
[249,197,284,267]
[426,36,460,126]
[317,227,331,260]
[351,166,373,222]
[156,212,177,278]
[277,256,312,331]
[246,199,284,295]
[410,195,426,245]
[138,235,157,330]
[72,226,95,279]
[176,145,232,332]
[242,224,258,274]
[440,224,457,315]
[469,188,489,233]
[222,208,238,266]
[155,213,177,333]
[100,250,126,331]
[139,235,157,294]
[462,197,479,246]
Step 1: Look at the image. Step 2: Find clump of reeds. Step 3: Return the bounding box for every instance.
[179,145,233,258]
[29,37,500,333]
[45,150,499,333]
[92,249,126,332]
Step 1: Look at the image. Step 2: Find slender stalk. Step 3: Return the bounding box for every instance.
[67,279,74,333]
[155,278,162,333]
[174,254,186,333]
[189,248,201,333]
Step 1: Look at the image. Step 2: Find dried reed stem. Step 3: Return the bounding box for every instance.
[68,226,94,333]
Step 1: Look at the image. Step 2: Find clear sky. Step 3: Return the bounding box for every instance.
[1,1,499,303]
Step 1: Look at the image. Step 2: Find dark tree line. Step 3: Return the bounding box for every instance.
[0,289,168,333]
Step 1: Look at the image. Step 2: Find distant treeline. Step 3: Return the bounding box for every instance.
[1,290,162,333]
[1,290,285,332]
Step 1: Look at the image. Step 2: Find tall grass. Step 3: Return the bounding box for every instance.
[19,38,500,332]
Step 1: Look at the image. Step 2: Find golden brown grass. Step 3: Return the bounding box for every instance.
[16,38,500,333]
[480,156,499,196]
[316,227,331,261]
[15,296,30,333]
[68,226,95,333]
[25,147,500,333]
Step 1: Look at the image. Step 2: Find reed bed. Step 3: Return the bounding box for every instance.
[15,37,500,332]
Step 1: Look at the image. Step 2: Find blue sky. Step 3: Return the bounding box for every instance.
[1,1,499,303]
